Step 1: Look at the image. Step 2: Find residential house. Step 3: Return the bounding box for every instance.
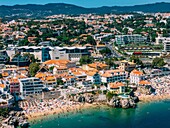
[130,69,144,85]
[108,82,126,94]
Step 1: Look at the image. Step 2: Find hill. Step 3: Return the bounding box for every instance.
[0,2,170,18]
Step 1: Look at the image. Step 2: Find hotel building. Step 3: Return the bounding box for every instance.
[19,77,44,96]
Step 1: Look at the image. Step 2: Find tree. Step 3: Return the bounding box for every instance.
[0,108,9,117]
[104,58,118,68]
[86,35,96,45]
[130,55,143,66]
[79,55,93,65]
[99,47,111,56]
[57,78,64,85]
[0,73,2,78]
[23,53,36,62]
[29,63,40,77]
[152,57,166,67]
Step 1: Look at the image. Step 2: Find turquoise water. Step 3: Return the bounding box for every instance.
[31,101,170,128]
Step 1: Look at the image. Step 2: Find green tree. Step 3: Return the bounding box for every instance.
[130,55,143,66]
[23,53,36,62]
[0,73,2,78]
[86,35,96,45]
[99,47,111,56]
[79,55,93,65]
[29,63,40,77]
[0,108,9,117]
[104,58,117,68]
[57,78,64,85]
[152,57,166,67]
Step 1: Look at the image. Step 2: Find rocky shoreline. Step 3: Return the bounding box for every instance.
[1,111,29,128]
[107,96,139,108]
[2,94,170,127]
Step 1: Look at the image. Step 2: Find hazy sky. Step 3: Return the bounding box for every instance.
[0,0,170,7]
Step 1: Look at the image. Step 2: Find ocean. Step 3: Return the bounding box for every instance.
[30,101,170,128]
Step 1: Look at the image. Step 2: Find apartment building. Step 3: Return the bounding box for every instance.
[115,34,147,45]
[35,72,57,88]
[164,40,170,52]
[19,77,44,96]
[86,71,101,85]
[100,69,128,83]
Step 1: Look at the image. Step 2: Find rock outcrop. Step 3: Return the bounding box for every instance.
[1,111,29,128]
[108,96,138,109]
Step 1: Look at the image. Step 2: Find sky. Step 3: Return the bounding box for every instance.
[0,0,170,7]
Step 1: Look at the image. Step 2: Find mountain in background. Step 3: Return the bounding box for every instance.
[0,2,170,19]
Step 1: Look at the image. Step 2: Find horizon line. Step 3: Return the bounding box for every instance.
[0,2,169,8]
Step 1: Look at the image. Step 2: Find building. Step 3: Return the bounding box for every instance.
[108,82,125,94]
[100,69,128,84]
[130,69,144,85]
[35,72,57,88]
[164,40,170,52]
[86,71,101,85]
[11,46,90,63]
[8,78,20,94]
[82,62,109,71]
[19,77,44,96]
[115,34,147,45]
[118,60,136,72]
[52,46,91,62]
[0,50,9,64]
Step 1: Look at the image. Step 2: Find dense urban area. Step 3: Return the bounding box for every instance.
[0,11,170,127]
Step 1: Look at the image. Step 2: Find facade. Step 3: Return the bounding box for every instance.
[62,75,76,86]
[8,78,20,94]
[108,82,125,94]
[115,34,147,45]
[130,69,144,85]
[10,46,90,62]
[0,50,9,64]
[52,47,90,62]
[82,62,109,71]
[35,73,57,88]
[86,72,101,85]
[100,69,128,83]
[164,40,170,52]
[19,77,44,96]
[118,60,136,72]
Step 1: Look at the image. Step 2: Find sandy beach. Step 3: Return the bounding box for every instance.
[26,94,170,122]
[139,94,170,103]
[27,103,97,122]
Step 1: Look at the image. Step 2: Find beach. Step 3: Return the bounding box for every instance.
[139,94,170,103]
[26,102,98,122]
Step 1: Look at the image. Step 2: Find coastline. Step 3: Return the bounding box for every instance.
[27,94,170,123]
[27,103,100,122]
[139,94,170,103]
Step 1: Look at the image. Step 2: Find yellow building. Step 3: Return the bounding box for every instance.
[119,60,136,72]
[82,62,109,71]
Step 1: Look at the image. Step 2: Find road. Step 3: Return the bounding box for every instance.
[105,42,122,58]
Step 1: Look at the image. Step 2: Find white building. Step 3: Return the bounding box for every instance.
[164,40,170,52]
[100,69,128,83]
[19,77,44,96]
[115,34,147,45]
[130,69,144,85]
[10,46,91,62]
[86,72,101,85]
